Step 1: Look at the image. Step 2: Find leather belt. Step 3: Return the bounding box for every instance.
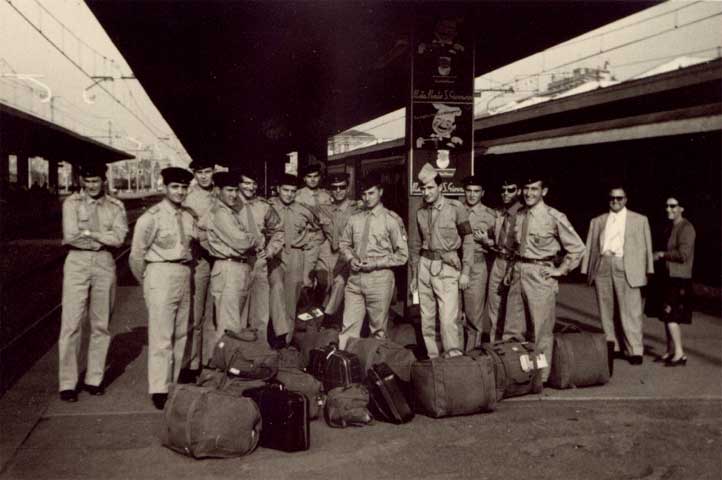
[67,247,110,253]
[516,256,555,265]
[421,249,444,261]
[217,257,248,264]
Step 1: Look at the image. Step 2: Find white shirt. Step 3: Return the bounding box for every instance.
[601,207,627,257]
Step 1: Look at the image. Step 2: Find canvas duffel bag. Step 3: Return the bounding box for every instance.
[209,329,279,380]
[195,368,266,396]
[324,384,373,428]
[345,337,417,382]
[476,340,544,400]
[411,349,496,418]
[162,384,261,459]
[547,331,611,389]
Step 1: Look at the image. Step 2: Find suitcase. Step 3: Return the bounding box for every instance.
[547,331,611,389]
[308,344,363,392]
[411,350,497,418]
[295,327,340,369]
[210,329,279,380]
[243,383,310,452]
[345,337,417,382]
[163,384,261,459]
[365,363,414,424]
[477,340,544,400]
[275,367,325,420]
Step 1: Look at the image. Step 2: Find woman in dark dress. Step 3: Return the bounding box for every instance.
[653,195,696,367]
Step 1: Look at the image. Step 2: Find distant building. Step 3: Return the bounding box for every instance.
[327,129,377,156]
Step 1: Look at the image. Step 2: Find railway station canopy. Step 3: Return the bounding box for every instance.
[87,1,657,166]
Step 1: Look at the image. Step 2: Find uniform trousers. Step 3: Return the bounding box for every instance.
[143,262,191,394]
[506,262,558,382]
[210,260,252,345]
[339,269,395,349]
[268,258,292,340]
[188,257,213,369]
[302,232,323,288]
[485,257,524,342]
[594,255,644,356]
[240,258,270,343]
[59,250,116,391]
[418,257,462,359]
[462,255,489,350]
[282,247,306,341]
[323,251,349,316]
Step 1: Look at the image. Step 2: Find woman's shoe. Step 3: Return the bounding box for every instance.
[654,353,672,363]
[664,356,687,367]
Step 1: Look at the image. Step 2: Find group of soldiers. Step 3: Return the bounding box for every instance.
[58,158,592,409]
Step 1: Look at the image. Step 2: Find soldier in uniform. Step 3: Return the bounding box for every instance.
[319,172,362,329]
[269,174,319,343]
[129,167,196,410]
[410,163,474,358]
[206,172,258,343]
[508,173,585,382]
[460,174,497,350]
[484,176,525,342]
[181,159,216,373]
[338,173,408,348]
[295,164,332,294]
[236,168,284,344]
[59,163,128,402]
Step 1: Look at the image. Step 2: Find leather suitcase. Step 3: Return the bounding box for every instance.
[308,344,363,392]
[547,331,611,389]
[295,327,340,369]
[477,340,544,400]
[163,384,261,459]
[243,383,310,452]
[275,367,325,420]
[365,363,414,424]
[411,350,497,418]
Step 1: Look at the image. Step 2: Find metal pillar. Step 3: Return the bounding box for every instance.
[16,154,29,189]
[48,158,59,193]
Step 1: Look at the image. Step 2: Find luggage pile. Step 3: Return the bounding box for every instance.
[162,324,611,459]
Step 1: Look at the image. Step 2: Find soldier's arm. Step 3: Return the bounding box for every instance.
[556,213,586,274]
[338,220,356,263]
[62,197,96,249]
[375,213,409,268]
[408,212,422,278]
[456,206,474,277]
[264,206,285,258]
[212,207,255,255]
[129,214,156,283]
[580,218,595,275]
[93,202,128,248]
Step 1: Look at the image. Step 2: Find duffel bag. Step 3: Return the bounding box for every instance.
[477,340,544,400]
[547,331,611,389]
[345,337,416,382]
[162,384,261,459]
[324,384,373,428]
[276,367,325,420]
[411,349,496,418]
[277,346,303,369]
[195,368,266,396]
[210,329,279,380]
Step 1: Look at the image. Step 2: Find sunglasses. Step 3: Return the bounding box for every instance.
[665,203,679,209]
[609,196,626,201]
[330,185,348,191]
[501,186,517,193]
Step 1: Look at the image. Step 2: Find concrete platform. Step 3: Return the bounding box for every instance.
[1,283,720,479]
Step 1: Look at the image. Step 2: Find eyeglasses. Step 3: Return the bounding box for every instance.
[501,186,517,193]
[609,196,626,201]
[665,203,679,209]
[330,185,347,191]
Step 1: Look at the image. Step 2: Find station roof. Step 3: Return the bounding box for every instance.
[87,1,657,165]
[0,102,134,164]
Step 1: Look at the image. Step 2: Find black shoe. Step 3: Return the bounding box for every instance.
[177,369,199,385]
[613,351,626,360]
[151,393,168,410]
[628,355,643,365]
[60,390,78,402]
[653,353,672,363]
[84,384,105,396]
[664,356,687,367]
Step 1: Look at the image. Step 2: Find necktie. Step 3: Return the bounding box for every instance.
[88,200,100,232]
[498,211,510,251]
[518,210,530,256]
[176,210,188,258]
[427,205,434,250]
[282,207,293,249]
[358,211,371,259]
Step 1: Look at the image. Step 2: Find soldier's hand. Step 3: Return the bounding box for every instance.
[459,273,470,290]
[542,267,563,279]
[473,229,489,244]
[350,258,363,272]
[256,248,268,260]
[360,258,377,272]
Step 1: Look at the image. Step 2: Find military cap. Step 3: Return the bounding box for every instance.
[522,170,549,187]
[500,175,519,187]
[359,171,383,191]
[301,163,323,177]
[188,159,215,171]
[239,167,261,182]
[161,167,193,185]
[277,173,299,187]
[78,163,107,179]
[462,174,484,188]
[417,163,440,184]
[327,172,349,185]
[213,171,239,188]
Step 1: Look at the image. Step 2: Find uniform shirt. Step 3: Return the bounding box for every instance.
[339,203,409,269]
[465,201,497,255]
[269,197,318,250]
[62,192,128,250]
[493,202,523,253]
[410,196,474,276]
[601,207,626,257]
[321,199,363,252]
[512,200,585,274]
[206,200,256,259]
[235,196,284,259]
[295,186,332,237]
[129,198,196,281]
[183,185,216,252]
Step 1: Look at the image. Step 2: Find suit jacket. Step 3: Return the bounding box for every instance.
[580,209,654,288]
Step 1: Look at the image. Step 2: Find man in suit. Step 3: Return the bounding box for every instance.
[581,186,654,365]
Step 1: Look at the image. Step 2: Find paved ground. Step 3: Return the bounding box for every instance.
[1,283,720,479]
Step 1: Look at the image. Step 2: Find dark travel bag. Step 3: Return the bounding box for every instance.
[411,350,497,418]
[324,384,373,428]
[365,363,414,424]
[308,344,363,392]
[243,383,310,452]
[345,337,417,382]
[209,329,279,380]
[163,383,261,459]
[275,367,325,420]
[476,340,544,400]
[295,326,340,369]
[547,331,611,389]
